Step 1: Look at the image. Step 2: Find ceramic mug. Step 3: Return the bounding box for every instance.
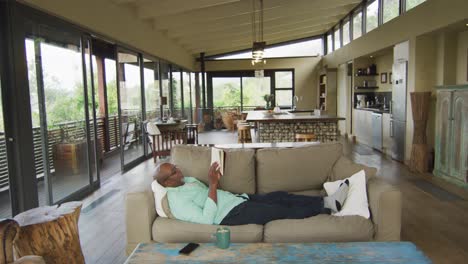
[212,227,230,249]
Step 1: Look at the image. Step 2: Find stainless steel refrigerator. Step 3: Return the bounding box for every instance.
[390,61,407,161]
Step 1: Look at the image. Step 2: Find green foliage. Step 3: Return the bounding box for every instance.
[213,82,241,107]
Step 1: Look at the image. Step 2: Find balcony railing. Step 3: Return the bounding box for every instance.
[0,112,154,192]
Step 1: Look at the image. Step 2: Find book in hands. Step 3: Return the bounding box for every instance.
[211,147,225,175]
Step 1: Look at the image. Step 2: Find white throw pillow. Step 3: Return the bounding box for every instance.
[151,180,168,217]
[323,170,370,219]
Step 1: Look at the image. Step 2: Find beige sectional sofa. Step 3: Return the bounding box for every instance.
[125,143,402,254]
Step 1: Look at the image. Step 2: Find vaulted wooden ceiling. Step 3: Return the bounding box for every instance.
[110,0,361,56]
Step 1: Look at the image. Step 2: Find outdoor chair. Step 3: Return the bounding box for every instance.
[122,122,136,150]
[145,122,187,162]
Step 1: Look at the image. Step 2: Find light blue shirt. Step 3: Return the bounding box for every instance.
[166,177,247,225]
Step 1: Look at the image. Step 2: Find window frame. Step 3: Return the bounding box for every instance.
[382,0,401,24]
[342,18,351,46]
[333,26,341,51]
[365,0,379,33]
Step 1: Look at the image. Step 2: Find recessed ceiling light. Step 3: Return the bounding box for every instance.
[370,55,374,58]
[466,23,468,27]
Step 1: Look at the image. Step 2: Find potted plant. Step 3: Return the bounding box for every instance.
[263,94,275,110]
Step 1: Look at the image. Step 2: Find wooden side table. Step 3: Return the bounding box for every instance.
[13,202,84,264]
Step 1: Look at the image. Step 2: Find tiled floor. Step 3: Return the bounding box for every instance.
[74,131,467,263]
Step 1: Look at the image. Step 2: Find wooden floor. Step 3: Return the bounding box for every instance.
[41,130,468,263]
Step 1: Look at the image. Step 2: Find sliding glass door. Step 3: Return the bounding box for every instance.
[24,26,98,204]
[117,49,145,168]
[0,71,12,217]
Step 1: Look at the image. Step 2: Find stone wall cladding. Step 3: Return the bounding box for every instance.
[258,122,338,143]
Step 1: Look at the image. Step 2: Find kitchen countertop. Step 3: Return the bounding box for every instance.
[246,111,345,122]
[354,107,390,114]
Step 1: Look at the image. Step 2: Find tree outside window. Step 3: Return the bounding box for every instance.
[383,0,399,23]
[353,11,362,40]
[366,0,379,33]
[406,0,426,11]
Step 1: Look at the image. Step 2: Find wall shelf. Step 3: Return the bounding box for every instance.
[355,73,379,77]
[355,86,379,89]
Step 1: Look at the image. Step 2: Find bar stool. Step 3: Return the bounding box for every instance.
[295,133,316,142]
[238,124,252,143]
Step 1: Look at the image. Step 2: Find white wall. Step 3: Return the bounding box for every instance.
[456,30,468,85]
[337,64,348,135]
[20,0,196,70]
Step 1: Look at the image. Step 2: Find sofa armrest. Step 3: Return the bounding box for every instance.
[367,178,402,241]
[125,189,157,255]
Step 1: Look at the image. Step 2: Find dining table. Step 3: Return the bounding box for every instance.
[153,120,187,132]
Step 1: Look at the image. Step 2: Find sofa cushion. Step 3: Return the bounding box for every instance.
[171,145,211,184]
[152,217,263,243]
[220,149,256,194]
[171,145,256,194]
[264,215,374,243]
[330,156,377,182]
[256,143,343,194]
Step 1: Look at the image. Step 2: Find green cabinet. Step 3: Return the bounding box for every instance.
[434,86,468,187]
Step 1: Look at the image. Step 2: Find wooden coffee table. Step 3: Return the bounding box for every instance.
[125,242,431,263]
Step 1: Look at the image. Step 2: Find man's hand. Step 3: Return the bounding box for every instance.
[208,162,221,204]
[208,162,222,187]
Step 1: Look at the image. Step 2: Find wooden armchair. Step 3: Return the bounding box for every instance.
[145,122,187,162]
[221,111,236,131]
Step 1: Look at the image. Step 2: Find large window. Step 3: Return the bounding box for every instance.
[327,33,333,54]
[117,50,144,167]
[406,0,426,11]
[160,62,170,117]
[274,71,294,107]
[366,0,379,33]
[242,77,271,110]
[171,67,182,117]
[213,38,323,59]
[210,70,293,111]
[182,71,191,120]
[383,0,400,23]
[26,36,94,204]
[213,77,241,109]
[143,58,160,120]
[342,20,350,46]
[334,27,341,50]
[352,10,363,40]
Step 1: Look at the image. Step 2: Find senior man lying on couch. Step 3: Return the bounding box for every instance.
[155,162,349,225]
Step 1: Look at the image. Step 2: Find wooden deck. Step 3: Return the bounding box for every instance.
[0,150,121,218]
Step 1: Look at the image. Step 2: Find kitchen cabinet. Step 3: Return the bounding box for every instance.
[434,86,468,186]
[382,113,392,155]
[353,109,373,147]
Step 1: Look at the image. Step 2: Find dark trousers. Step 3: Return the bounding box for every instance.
[220,191,329,226]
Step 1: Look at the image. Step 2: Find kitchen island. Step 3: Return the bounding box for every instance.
[246,111,345,143]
